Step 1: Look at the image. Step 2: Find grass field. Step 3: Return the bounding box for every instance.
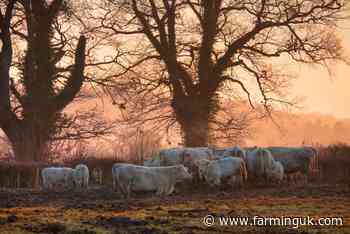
[0,183,349,234]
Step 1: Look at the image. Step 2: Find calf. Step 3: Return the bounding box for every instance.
[41,167,75,190]
[197,157,247,188]
[73,164,89,189]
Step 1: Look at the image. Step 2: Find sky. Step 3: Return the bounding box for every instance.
[291,20,350,119]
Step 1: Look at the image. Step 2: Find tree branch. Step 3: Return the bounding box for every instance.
[53,35,87,111]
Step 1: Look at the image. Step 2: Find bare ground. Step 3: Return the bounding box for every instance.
[0,183,349,234]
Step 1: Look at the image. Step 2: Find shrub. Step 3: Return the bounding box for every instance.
[317,143,350,183]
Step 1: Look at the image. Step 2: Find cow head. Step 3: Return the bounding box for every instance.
[195,159,211,180]
[176,165,193,181]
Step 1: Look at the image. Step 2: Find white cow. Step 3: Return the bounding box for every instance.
[144,147,215,182]
[195,159,211,181]
[197,157,248,187]
[213,146,246,159]
[268,161,284,183]
[41,167,75,190]
[181,147,217,182]
[112,163,192,198]
[182,147,215,163]
[266,147,317,183]
[182,147,214,166]
[73,164,89,189]
[244,147,280,183]
[144,148,185,167]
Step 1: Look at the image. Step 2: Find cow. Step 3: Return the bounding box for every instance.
[244,147,283,184]
[195,159,211,181]
[73,164,89,189]
[41,167,75,190]
[144,147,215,182]
[196,157,248,188]
[181,147,216,182]
[144,147,215,167]
[182,147,214,166]
[266,147,317,184]
[213,146,246,159]
[143,148,185,167]
[304,147,320,178]
[112,163,192,198]
[243,146,258,153]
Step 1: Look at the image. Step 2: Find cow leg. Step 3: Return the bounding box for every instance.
[112,177,117,191]
[42,181,47,191]
[118,182,129,199]
[120,186,128,198]
[48,182,53,191]
[264,174,268,186]
[228,176,237,190]
[113,180,121,194]
[237,176,244,189]
[281,175,286,185]
[125,183,132,199]
[286,174,292,185]
[166,184,175,195]
[156,186,163,196]
[158,182,173,196]
[295,173,300,185]
[213,178,221,187]
[289,174,294,185]
[303,173,308,185]
[290,174,295,185]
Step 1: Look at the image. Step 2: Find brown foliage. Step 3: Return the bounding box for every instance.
[318,143,350,182]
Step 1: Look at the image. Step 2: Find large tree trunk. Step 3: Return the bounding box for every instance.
[172,94,218,147]
[6,125,50,162]
[181,113,210,147]
[12,139,48,162]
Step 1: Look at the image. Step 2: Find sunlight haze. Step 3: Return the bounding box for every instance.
[292,21,350,119]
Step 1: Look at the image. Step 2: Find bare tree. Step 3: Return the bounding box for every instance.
[0,0,93,161]
[98,0,347,147]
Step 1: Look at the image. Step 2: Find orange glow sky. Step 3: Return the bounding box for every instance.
[291,20,350,119]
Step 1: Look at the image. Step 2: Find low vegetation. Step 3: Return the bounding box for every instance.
[0,183,349,234]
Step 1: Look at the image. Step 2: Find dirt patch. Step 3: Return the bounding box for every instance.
[0,183,349,233]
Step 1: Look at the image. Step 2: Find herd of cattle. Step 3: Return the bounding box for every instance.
[41,146,319,198]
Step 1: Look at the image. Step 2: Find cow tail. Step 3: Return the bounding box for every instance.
[312,148,320,177]
[112,167,116,189]
[314,148,319,173]
[112,166,119,191]
[116,168,128,196]
[240,160,248,181]
[256,148,264,176]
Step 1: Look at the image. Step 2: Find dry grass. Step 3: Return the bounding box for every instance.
[0,183,349,234]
